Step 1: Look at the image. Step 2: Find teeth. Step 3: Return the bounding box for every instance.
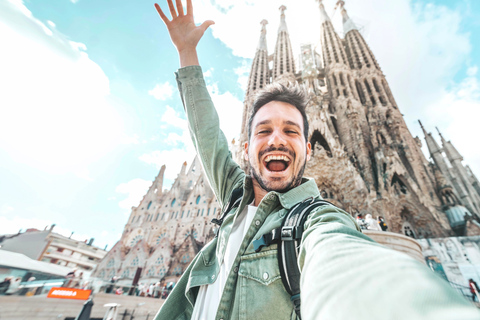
[264,155,290,162]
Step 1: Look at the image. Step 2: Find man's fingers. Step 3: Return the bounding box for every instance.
[167,0,178,19]
[154,3,170,25]
[199,20,215,32]
[186,0,193,16]
[175,0,184,16]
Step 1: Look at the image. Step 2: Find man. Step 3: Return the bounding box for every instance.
[153,1,480,319]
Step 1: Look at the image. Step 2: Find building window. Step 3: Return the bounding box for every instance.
[196,196,201,204]
[147,201,152,210]
[171,198,176,207]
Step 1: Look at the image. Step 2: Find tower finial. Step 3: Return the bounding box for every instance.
[278,5,288,33]
[261,19,268,30]
[316,0,331,23]
[436,127,445,140]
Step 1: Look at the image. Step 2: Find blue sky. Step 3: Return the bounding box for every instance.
[1,0,479,249]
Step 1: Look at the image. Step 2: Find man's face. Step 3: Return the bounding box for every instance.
[244,101,311,193]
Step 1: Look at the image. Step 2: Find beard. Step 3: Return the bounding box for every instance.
[249,146,307,193]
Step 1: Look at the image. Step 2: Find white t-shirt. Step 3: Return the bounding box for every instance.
[191,204,258,320]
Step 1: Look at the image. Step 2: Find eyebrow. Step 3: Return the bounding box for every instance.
[254,120,302,130]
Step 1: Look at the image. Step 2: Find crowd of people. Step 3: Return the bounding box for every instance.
[105,276,175,299]
[355,214,388,231]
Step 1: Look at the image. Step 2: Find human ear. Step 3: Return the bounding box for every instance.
[244,142,249,161]
[306,141,312,161]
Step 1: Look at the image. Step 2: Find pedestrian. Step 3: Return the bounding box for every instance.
[469,279,479,302]
[365,214,381,231]
[378,216,388,231]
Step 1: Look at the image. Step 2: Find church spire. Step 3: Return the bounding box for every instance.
[272,5,296,79]
[337,0,357,34]
[437,127,463,162]
[278,5,288,32]
[317,0,348,68]
[316,0,331,23]
[245,20,270,97]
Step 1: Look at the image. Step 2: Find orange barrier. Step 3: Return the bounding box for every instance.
[47,287,91,300]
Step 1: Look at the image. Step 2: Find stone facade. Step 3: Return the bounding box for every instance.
[92,0,480,287]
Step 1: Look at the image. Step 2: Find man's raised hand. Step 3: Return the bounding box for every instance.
[155,0,214,66]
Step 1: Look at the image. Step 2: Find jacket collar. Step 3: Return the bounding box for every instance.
[244,176,321,210]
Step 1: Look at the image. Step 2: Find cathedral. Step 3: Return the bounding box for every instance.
[92,0,480,287]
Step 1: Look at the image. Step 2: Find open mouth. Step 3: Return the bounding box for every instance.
[264,154,291,172]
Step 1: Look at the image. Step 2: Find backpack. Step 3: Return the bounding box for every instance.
[212,188,333,319]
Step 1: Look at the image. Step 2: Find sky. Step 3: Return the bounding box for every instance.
[0,0,479,250]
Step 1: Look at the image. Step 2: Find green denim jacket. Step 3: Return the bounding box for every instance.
[154,66,479,320]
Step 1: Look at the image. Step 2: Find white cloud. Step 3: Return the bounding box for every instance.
[0,0,124,176]
[207,84,243,143]
[161,106,188,129]
[75,168,94,181]
[148,82,174,100]
[115,178,153,211]
[234,61,250,92]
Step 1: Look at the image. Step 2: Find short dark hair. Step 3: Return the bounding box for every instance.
[247,83,309,142]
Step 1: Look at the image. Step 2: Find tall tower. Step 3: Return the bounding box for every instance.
[318,0,376,192]
[272,6,296,80]
[437,128,480,213]
[238,20,271,169]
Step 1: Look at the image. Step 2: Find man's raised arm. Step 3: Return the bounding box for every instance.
[154,0,244,206]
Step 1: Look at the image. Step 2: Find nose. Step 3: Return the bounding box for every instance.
[267,129,287,147]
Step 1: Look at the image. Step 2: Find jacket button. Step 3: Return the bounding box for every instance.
[255,220,260,226]
[263,272,269,280]
[234,266,239,273]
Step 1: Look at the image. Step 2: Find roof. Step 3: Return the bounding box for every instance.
[0,249,73,277]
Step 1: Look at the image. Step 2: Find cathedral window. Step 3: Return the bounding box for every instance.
[364,80,376,106]
[185,230,198,239]
[175,211,179,219]
[147,201,152,210]
[121,269,130,278]
[107,259,115,268]
[336,89,340,98]
[339,73,345,86]
[181,254,190,263]
[158,266,166,277]
[171,212,175,219]
[187,210,190,217]
[155,213,159,221]
[131,257,139,267]
[373,78,387,106]
[355,80,366,105]
[181,211,184,218]
[155,255,164,265]
[161,213,165,220]
[156,234,166,245]
[130,235,143,247]
[310,130,332,158]
[213,208,217,216]
[382,79,396,107]
[197,209,200,217]
[332,74,338,86]
[173,266,182,275]
[171,198,176,207]
[196,195,201,204]
[343,89,348,97]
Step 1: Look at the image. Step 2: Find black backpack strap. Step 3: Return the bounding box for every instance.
[278,197,333,319]
[211,187,243,236]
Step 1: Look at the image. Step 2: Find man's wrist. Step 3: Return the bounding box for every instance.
[179,48,199,67]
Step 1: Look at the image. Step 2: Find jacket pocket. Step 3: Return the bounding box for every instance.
[237,248,296,320]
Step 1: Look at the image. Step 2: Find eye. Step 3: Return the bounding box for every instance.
[285,130,298,135]
[257,129,271,135]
